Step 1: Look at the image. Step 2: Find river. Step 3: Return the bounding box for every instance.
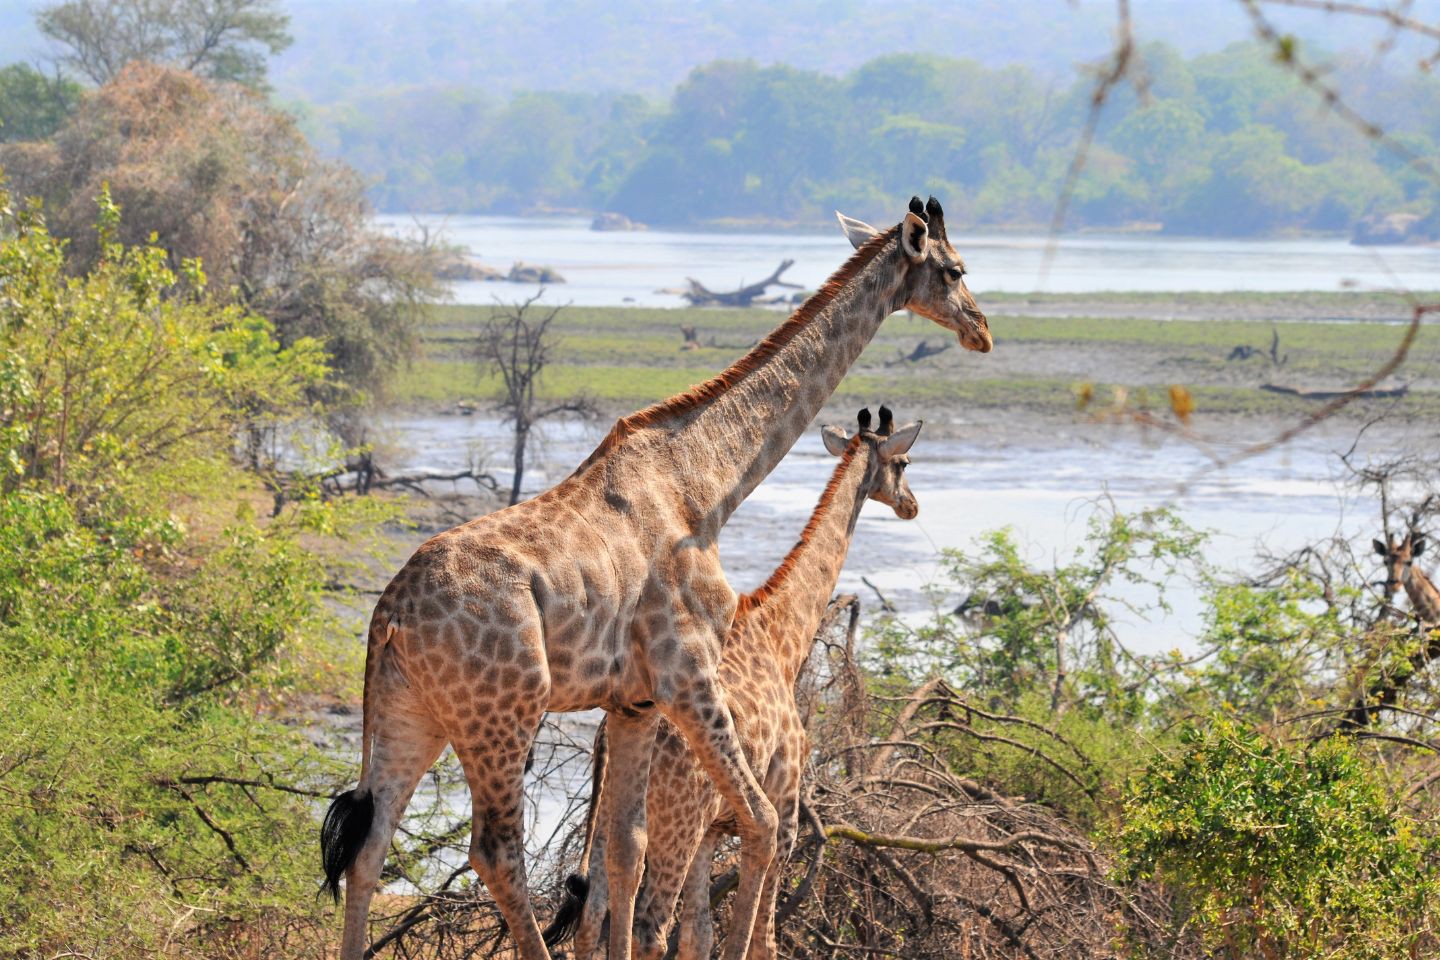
[377,213,1440,306]
[378,413,1388,661]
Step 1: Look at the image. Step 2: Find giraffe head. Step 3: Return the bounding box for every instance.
[1374,533,1428,596]
[836,195,992,354]
[821,405,923,520]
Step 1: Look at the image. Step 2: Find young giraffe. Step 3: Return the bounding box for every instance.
[319,196,989,960]
[548,407,925,960]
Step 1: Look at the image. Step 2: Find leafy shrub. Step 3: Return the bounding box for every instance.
[0,182,327,507]
[1115,718,1437,959]
[0,488,341,957]
[0,183,362,956]
[1,63,442,400]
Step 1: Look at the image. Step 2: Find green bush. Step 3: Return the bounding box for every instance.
[0,182,328,508]
[0,488,341,956]
[1115,718,1437,959]
[0,186,362,956]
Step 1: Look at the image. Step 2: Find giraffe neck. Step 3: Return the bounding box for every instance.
[1403,564,1440,624]
[578,228,905,540]
[736,440,875,685]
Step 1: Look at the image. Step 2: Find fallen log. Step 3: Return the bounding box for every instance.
[887,339,951,365]
[681,258,801,307]
[1260,383,1409,400]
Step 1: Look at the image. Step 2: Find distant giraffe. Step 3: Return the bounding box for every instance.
[1350,533,1440,726]
[319,197,989,960]
[548,407,925,960]
[1375,533,1440,625]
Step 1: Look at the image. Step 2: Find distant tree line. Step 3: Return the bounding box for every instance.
[293,42,1440,237]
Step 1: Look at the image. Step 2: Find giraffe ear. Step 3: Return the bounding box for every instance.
[1374,539,1390,557]
[821,425,850,457]
[1415,536,1427,557]
[899,211,929,263]
[879,420,922,458]
[836,211,878,250]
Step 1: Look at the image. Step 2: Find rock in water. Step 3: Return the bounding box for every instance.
[433,249,504,281]
[1352,212,1430,246]
[591,211,647,231]
[507,261,566,283]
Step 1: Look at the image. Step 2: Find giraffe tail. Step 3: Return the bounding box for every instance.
[542,716,608,947]
[542,873,591,948]
[318,606,391,901]
[320,789,375,902]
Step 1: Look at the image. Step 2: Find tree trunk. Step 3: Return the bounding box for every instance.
[510,423,528,505]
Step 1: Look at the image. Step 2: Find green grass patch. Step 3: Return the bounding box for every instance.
[403,298,1440,423]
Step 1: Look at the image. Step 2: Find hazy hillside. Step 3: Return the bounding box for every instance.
[0,0,43,65]
[5,0,1439,99]
[269,0,1440,101]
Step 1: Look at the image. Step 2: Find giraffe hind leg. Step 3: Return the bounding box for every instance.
[572,806,610,960]
[332,661,448,960]
[545,715,609,953]
[677,828,722,960]
[453,704,551,959]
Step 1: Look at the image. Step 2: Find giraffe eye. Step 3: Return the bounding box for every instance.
[945,266,963,282]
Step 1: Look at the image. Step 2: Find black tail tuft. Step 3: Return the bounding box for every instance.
[319,789,374,902]
[542,873,591,948]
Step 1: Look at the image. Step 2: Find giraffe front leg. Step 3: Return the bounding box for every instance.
[666,680,779,960]
[602,707,661,960]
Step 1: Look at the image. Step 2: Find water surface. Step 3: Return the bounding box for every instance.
[378,413,1384,659]
[378,214,1440,307]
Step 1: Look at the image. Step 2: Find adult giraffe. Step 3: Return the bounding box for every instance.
[319,196,990,960]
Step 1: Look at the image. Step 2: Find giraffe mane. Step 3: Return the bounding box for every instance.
[736,434,864,617]
[589,225,900,455]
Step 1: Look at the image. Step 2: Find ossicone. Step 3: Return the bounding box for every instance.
[925,195,947,239]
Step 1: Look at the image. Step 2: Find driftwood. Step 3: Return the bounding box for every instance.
[265,453,498,515]
[681,258,802,307]
[1261,383,1409,400]
[887,339,952,365]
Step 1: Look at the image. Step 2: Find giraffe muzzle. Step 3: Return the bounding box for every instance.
[961,311,993,353]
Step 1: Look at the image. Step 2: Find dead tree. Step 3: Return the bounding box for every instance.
[477,293,598,505]
[679,324,699,349]
[1228,325,1289,366]
[681,258,802,307]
